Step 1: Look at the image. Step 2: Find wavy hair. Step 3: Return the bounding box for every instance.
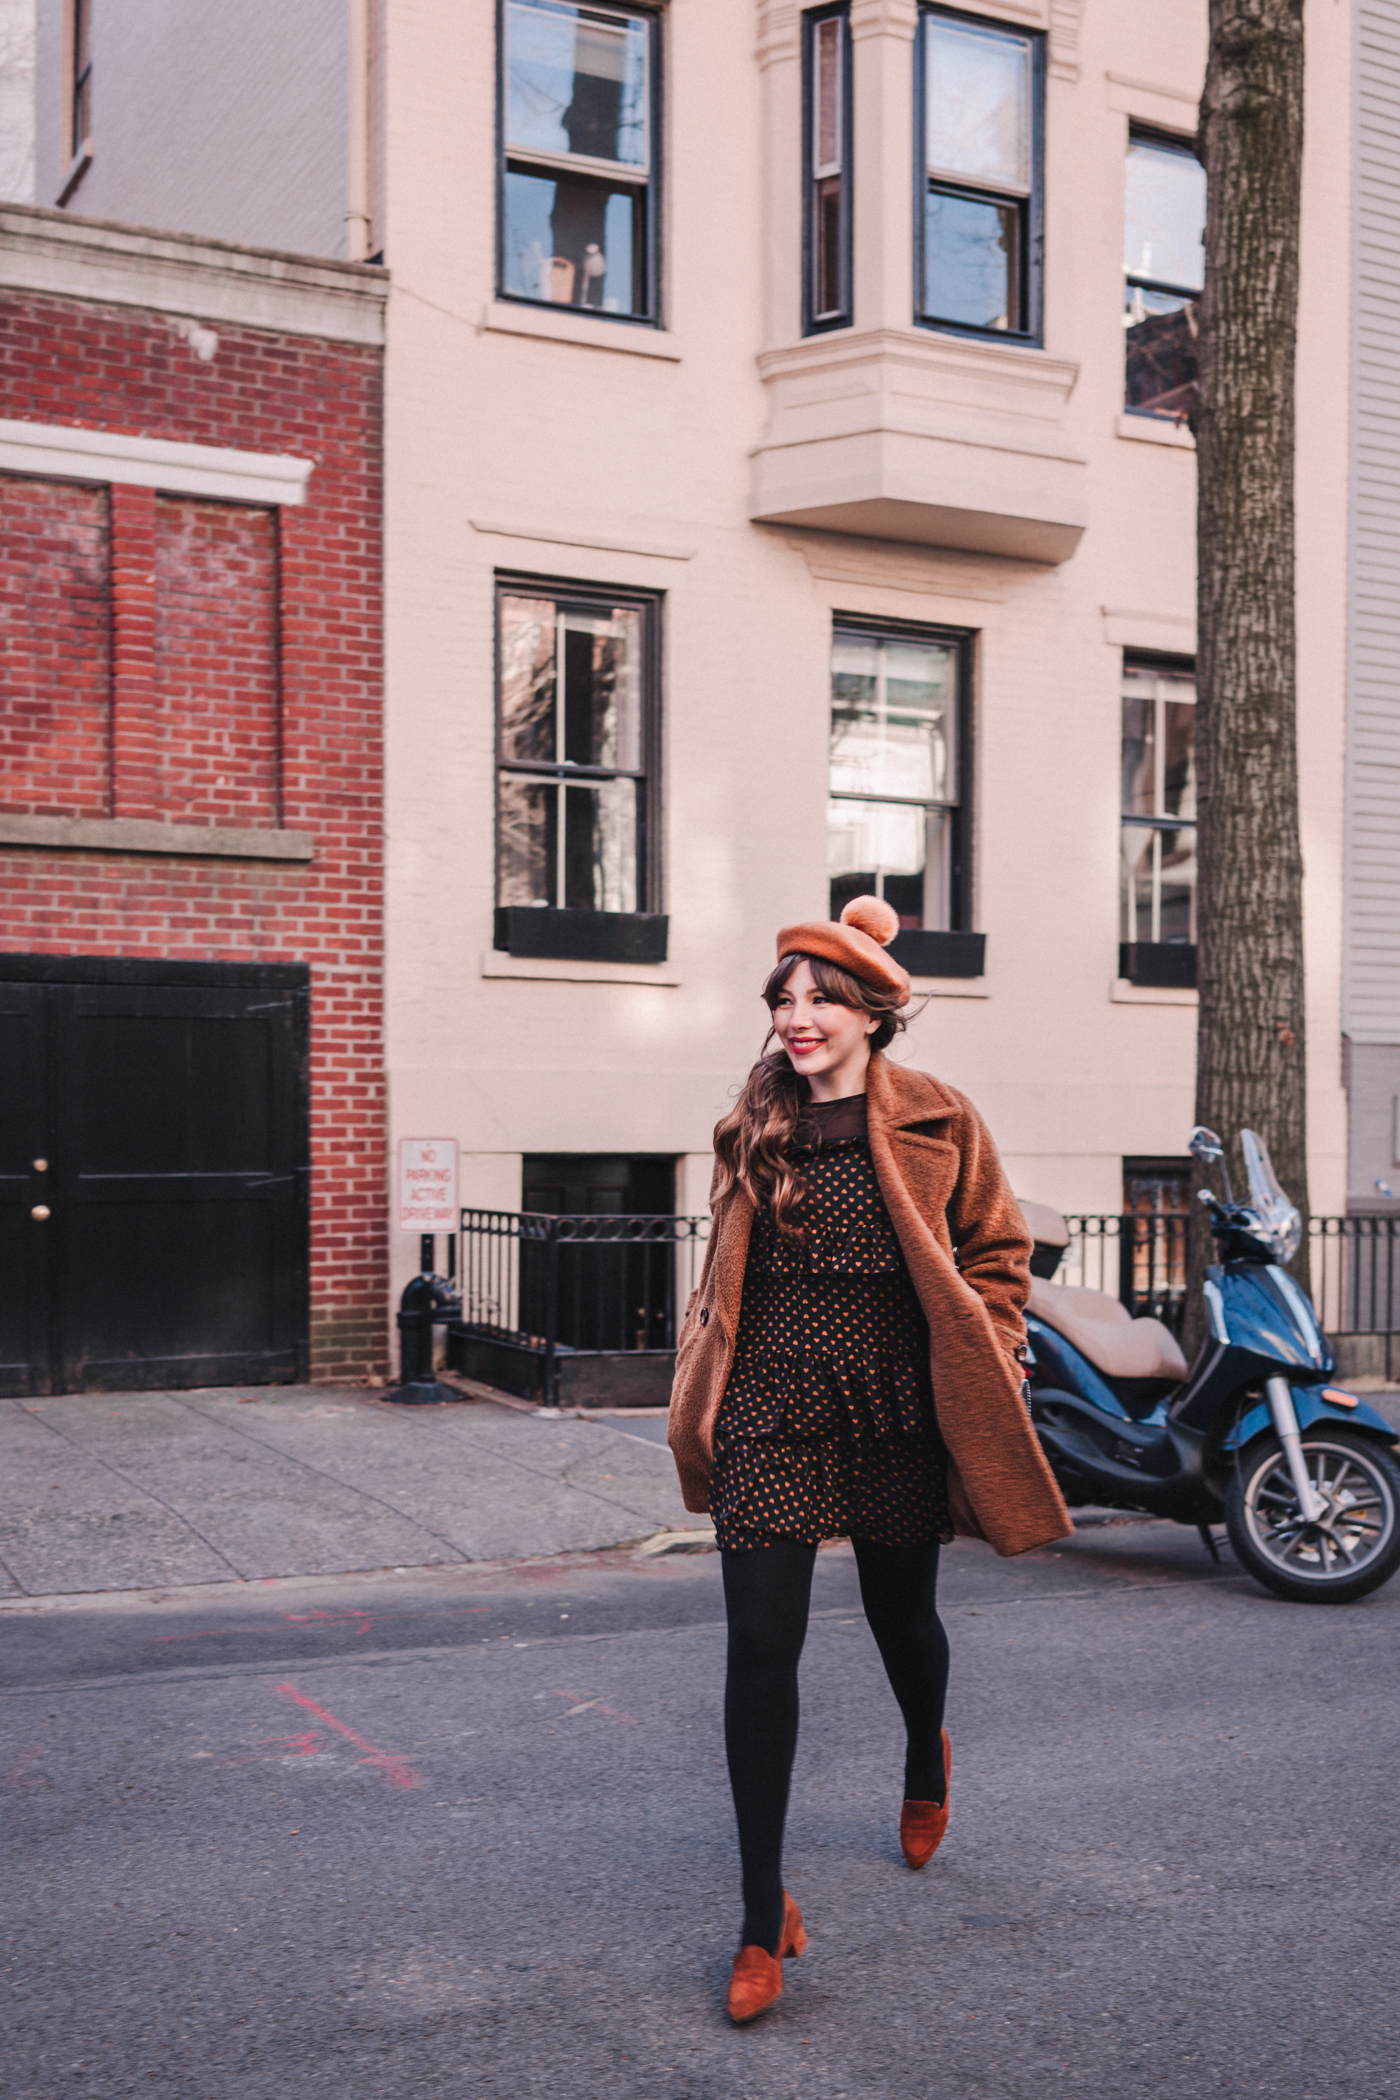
[711,952,910,1233]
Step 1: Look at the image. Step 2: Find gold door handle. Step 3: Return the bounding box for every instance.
[30,1205,50,1221]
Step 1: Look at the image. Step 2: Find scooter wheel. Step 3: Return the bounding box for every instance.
[1225,1428,1400,1604]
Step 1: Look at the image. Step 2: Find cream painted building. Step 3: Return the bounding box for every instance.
[24,0,1396,1348]
[371,0,1351,1289]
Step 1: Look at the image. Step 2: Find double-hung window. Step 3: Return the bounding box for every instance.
[495,580,664,962]
[917,7,1043,340]
[1120,658,1197,985]
[828,621,980,975]
[1124,130,1205,416]
[803,5,852,333]
[499,0,658,323]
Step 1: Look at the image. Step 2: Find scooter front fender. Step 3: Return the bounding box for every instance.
[1222,1385,1398,1453]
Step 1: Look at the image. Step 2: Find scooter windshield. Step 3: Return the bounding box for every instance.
[1239,1129,1302,1264]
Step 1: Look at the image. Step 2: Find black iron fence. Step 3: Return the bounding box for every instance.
[446,1207,1400,1408]
[445,1209,710,1409]
[1053,1213,1400,1376]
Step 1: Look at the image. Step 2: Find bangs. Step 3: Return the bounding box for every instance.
[764,951,873,1012]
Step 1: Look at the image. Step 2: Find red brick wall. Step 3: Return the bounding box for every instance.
[154,496,279,826]
[0,477,111,815]
[0,291,386,1381]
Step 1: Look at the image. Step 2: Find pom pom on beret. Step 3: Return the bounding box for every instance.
[839,894,900,948]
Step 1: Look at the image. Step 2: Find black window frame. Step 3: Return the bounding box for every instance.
[913,3,1045,348]
[1122,123,1204,420]
[495,0,664,330]
[1119,648,1198,988]
[492,571,666,962]
[71,0,93,157]
[827,612,977,972]
[802,2,853,336]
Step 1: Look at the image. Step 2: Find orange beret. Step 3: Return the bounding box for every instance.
[774,895,911,1001]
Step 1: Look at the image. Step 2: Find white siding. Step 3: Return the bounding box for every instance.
[0,0,34,203]
[1348,0,1400,1045]
[33,0,347,259]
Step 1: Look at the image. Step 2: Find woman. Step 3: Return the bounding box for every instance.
[668,896,1071,2024]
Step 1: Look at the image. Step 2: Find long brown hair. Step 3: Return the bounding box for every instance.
[712,952,910,1232]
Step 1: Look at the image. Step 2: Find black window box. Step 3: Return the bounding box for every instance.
[888,930,985,979]
[494,907,669,965]
[1120,941,1197,988]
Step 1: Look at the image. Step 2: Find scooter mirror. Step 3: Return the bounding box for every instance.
[1188,1125,1224,1163]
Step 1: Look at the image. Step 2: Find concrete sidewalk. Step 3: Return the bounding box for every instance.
[0,1385,707,1599]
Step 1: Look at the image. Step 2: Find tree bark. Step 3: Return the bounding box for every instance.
[1189,0,1309,1337]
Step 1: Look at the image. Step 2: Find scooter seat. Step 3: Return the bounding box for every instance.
[1027,1278,1188,1383]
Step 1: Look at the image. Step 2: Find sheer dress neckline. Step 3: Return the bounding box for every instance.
[794,1092,868,1147]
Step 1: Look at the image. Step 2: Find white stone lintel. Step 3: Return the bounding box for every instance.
[0,417,313,504]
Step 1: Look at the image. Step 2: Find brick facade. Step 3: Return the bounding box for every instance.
[0,281,387,1382]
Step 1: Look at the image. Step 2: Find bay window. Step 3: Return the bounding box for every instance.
[917,7,1043,342]
[804,5,852,334]
[499,0,659,323]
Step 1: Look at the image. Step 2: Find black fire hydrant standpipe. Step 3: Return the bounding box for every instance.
[384,1234,462,1405]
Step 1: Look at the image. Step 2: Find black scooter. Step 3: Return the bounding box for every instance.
[1020,1127,1400,1603]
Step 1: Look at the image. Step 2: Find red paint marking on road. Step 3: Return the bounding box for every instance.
[550,1689,638,1726]
[3,1746,50,1786]
[256,1730,323,1758]
[276,1685,422,1788]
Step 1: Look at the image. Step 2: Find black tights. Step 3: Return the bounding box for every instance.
[722,1537,950,1955]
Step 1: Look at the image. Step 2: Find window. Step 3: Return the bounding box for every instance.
[71,0,92,156]
[828,621,968,934]
[1124,131,1205,416]
[498,0,658,322]
[804,6,852,333]
[1122,1158,1190,1323]
[1120,658,1196,982]
[917,7,1042,340]
[495,580,661,957]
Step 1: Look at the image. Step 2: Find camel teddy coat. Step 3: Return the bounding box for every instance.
[667,1053,1073,1558]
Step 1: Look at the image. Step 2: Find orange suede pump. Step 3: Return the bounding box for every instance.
[898,1729,952,1869]
[725,1892,808,2024]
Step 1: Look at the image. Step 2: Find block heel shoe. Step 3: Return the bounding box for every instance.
[899,1728,952,1869]
[725,1892,808,2024]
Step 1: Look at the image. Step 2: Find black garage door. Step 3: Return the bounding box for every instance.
[0,959,309,1396]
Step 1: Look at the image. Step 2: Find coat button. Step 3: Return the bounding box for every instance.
[31,1205,50,1220]
[699,1307,709,1326]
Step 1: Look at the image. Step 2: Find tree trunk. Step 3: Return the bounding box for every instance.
[1188,0,1309,1342]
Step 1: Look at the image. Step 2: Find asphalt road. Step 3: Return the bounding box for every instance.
[4,1521,1398,2100]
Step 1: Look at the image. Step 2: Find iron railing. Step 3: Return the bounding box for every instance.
[1051,1213,1400,1374]
[448,1209,710,1408]
[448,1207,1400,1406]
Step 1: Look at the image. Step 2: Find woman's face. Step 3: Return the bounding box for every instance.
[770,959,878,1093]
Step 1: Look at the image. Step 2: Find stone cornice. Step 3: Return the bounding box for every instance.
[0,203,387,347]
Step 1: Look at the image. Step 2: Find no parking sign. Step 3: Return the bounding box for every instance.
[396,1138,459,1233]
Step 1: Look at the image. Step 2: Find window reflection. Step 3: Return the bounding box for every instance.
[828,629,960,930]
[498,592,647,914]
[924,17,1030,190]
[1123,133,1205,417]
[501,2,654,319]
[1121,663,1197,945]
[920,11,1034,337]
